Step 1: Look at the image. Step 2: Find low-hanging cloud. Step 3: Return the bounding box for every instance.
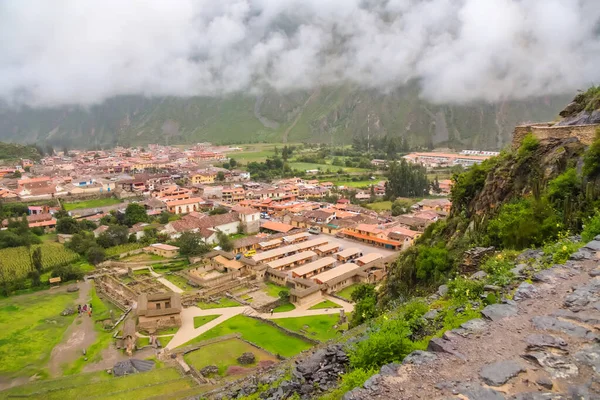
[1,0,599,108]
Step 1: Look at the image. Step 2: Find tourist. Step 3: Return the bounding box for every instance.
[82,304,87,313]
[77,304,81,315]
[270,308,274,316]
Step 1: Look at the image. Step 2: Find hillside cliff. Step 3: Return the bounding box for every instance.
[0,85,568,149]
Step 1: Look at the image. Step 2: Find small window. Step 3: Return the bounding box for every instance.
[156,303,161,310]
[165,301,171,308]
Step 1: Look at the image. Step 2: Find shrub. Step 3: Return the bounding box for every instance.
[582,211,600,242]
[543,237,582,265]
[319,368,378,400]
[349,318,415,370]
[447,277,484,302]
[481,251,518,286]
[518,133,540,157]
[415,245,451,282]
[583,128,600,179]
[546,168,581,205]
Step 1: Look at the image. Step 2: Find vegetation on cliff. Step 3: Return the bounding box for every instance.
[0,141,41,161]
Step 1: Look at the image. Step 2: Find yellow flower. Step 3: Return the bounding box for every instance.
[562,245,567,251]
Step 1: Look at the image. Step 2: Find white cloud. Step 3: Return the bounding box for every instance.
[0,0,599,107]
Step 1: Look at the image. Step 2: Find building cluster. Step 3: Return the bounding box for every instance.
[403,151,497,168]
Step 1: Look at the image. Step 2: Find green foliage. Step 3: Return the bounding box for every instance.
[481,251,518,287]
[401,300,429,332]
[318,368,378,400]
[86,246,106,265]
[349,318,415,370]
[124,203,149,226]
[176,232,211,256]
[56,216,80,234]
[350,283,378,327]
[486,198,561,249]
[543,237,582,265]
[584,129,600,179]
[546,168,581,204]
[0,142,41,161]
[385,159,429,199]
[216,230,233,252]
[96,225,129,248]
[450,158,496,216]
[32,247,42,273]
[582,210,600,242]
[447,277,484,302]
[518,133,540,157]
[391,199,413,216]
[415,245,451,283]
[209,206,229,215]
[278,289,290,302]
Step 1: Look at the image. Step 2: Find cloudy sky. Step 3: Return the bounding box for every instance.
[1,0,599,107]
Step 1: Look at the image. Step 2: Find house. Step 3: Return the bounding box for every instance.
[222,187,245,203]
[416,198,452,213]
[342,224,403,250]
[191,171,217,184]
[162,212,242,244]
[261,221,295,234]
[231,205,260,234]
[165,197,205,214]
[144,243,180,258]
[137,293,182,332]
[93,225,110,238]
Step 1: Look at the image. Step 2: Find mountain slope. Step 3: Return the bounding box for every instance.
[0,86,569,149]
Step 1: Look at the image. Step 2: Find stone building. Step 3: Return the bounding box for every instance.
[137,292,182,332]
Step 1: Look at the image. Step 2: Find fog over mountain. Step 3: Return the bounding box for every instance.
[2,0,600,108]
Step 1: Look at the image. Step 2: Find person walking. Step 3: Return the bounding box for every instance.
[270,308,274,316]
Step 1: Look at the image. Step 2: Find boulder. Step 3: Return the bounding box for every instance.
[470,271,488,281]
[479,360,526,386]
[574,344,600,372]
[438,285,448,297]
[457,383,505,400]
[481,303,518,321]
[525,334,568,351]
[427,338,466,361]
[61,307,75,316]
[200,365,219,377]
[423,310,439,320]
[531,316,594,339]
[523,351,578,379]
[237,352,256,365]
[402,350,437,366]
[513,282,537,301]
[379,363,401,376]
[583,240,600,252]
[66,285,79,293]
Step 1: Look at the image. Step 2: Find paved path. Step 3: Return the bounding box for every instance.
[157,277,183,293]
[166,295,353,350]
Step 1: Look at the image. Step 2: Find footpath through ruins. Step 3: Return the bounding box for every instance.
[166,294,354,349]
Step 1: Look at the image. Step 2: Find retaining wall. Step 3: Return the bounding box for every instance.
[512,123,599,149]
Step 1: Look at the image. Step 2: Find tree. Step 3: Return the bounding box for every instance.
[209,206,228,215]
[229,158,237,168]
[385,160,429,199]
[415,245,450,282]
[176,232,211,256]
[56,217,80,234]
[158,211,171,224]
[431,176,441,194]
[216,231,233,252]
[124,203,148,226]
[87,246,106,265]
[45,144,55,156]
[278,289,290,303]
[97,225,129,248]
[350,284,378,327]
[66,232,97,255]
[29,269,41,287]
[216,171,226,181]
[391,199,413,216]
[32,247,43,273]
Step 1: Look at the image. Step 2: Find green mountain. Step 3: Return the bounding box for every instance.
[0,85,569,150]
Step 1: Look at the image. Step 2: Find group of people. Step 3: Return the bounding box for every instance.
[77,303,93,317]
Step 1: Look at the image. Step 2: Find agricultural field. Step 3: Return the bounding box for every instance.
[288,162,368,174]
[1,367,202,400]
[0,242,79,282]
[184,315,313,357]
[105,243,145,257]
[332,180,378,188]
[63,197,122,211]
[0,289,78,379]
[365,201,393,211]
[184,338,278,376]
[274,314,347,342]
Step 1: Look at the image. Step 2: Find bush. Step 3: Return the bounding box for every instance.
[583,128,600,179]
[414,245,451,283]
[447,277,485,302]
[582,211,600,242]
[546,168,581,205]
[481,251,518,286]
[349,318,415,370]
[319,368,378,400]
[543,237,582,265]
[518,133,540,157]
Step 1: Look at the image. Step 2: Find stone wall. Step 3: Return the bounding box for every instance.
[512,123,599,149]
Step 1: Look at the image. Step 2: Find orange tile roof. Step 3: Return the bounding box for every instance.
[343,229,402,246]
[261,221,295,233]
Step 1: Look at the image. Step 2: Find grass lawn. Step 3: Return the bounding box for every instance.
[308,300,342,310]
[194,315,220,328]
[184,338,278,376]
[63,197,122,211]
[274,314,345,342]
[133,269,151,275]
[332,180,376,188]
[197,297,240,309]
[366,201,393,211]
[40,233,58,242]
[273,302,296,313]
[264,282,288,298]
[105,242,146,257]
[183,315,313,357]
[1,367,195,400]
[0,289,78,378]
[156,326,179,335]
[137,337,151,348]
[163,273,195,292]
[336,284,361,301]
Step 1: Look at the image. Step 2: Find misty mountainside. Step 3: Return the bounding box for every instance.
[0,85,569,150]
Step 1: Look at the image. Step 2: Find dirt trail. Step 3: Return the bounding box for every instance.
[346,255,600,400]
[47,281,96,377]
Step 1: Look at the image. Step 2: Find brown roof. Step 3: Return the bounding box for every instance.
[261,221,295,233]
[170,212,239,233]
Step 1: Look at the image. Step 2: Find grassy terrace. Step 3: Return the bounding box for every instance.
[274,314,346,342]
[63,197,122,211]
[194,315,220,328]
[162,273,195,292]
[365,201,393,211]
[182,315,312,357]
[264,282,288,298]
[273,302,296,313]
[0,289,78,379]
[197,297,240,309]
[1,368,199,400]
[336,284,360,301]
[184,338,277,376]
[308,300,342,310]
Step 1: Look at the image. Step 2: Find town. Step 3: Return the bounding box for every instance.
[0,142,495,398]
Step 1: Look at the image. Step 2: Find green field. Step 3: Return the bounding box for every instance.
[365,201,393,211]
[0,289,78,378]
[289,162,368,174]
[0,242,79,283]
[63,198,122,211]
[274,314,345,342]
[197,297,240,309]
[1,367,199,400]
[105,243,145,257]
[162,274,195,292]
[264,282,288,298]
[194,315,220,328]
[228,143,302,164]
[332,180,377,188]
[308,300,342,310]
[335,284,361,301]
[183,315,313,357]
[183,338,278,376]
[273,302,296,313]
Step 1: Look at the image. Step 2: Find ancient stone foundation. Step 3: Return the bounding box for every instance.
[512,123,599,150]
